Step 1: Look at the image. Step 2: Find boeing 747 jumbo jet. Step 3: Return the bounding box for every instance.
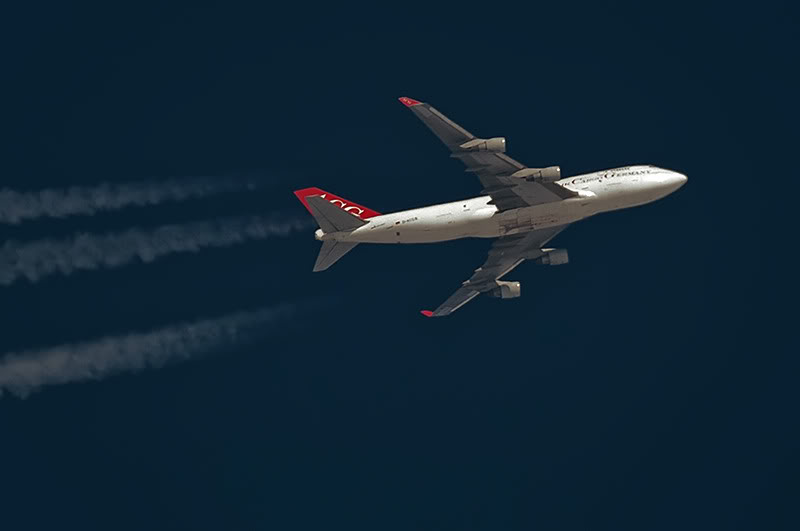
[294,97,687,317]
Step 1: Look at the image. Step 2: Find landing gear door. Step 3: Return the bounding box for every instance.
[497,209,531,235]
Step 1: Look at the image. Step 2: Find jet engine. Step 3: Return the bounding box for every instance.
[459,137,506,153]
[488,280,521,299]
[511,166,561,183]
[536,248,569,265]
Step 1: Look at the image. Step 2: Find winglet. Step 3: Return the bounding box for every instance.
[399,97,422,107]
[420,310,434,317]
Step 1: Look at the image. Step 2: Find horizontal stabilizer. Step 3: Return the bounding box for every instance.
[314,240,358,272]
[306,195,366,234]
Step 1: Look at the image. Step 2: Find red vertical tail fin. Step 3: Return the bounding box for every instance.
[293,187,381,220]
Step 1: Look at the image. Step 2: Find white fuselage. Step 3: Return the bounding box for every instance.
[317,165,687,244]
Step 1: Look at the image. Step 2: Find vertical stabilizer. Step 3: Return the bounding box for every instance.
[293,187,380,220]
[305,195,366,234]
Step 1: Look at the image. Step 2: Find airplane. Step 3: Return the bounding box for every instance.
[294,97,687,317]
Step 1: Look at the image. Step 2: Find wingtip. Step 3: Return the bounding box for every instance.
[420,310,434,317]
[399,96,422,107]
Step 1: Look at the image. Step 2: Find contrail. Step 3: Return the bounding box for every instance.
[0,176,262,224]
[0,215,311,284]
[0,302,309,398]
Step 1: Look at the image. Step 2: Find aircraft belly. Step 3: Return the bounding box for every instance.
[397,215,499,243]
[345,203,500,244]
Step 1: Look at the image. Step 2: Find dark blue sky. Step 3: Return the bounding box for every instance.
[0,3,795,530]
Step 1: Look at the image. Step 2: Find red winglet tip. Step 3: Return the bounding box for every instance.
[420,310,434,317]
[399,96,422,107]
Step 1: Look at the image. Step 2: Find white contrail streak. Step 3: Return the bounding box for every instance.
[0,215,311,285]
[0,302,308,398]
[0,176,261,224]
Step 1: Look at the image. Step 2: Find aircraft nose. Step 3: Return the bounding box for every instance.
[673,171,688,190]
[659,171,687,193]
[648,170,687,197]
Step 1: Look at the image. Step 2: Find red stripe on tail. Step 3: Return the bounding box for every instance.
[293,187,381,219]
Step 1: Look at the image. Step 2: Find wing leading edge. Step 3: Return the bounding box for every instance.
[422,225,569,317]
[399,97,577,211]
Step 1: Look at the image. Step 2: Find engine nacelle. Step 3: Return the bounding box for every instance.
[536,248,569,266]
[459,137,506,153]
[488,280,521,299]
[511,166,561,183]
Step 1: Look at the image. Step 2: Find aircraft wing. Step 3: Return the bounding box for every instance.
[399,97,577,211]
[421,225,569,317]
